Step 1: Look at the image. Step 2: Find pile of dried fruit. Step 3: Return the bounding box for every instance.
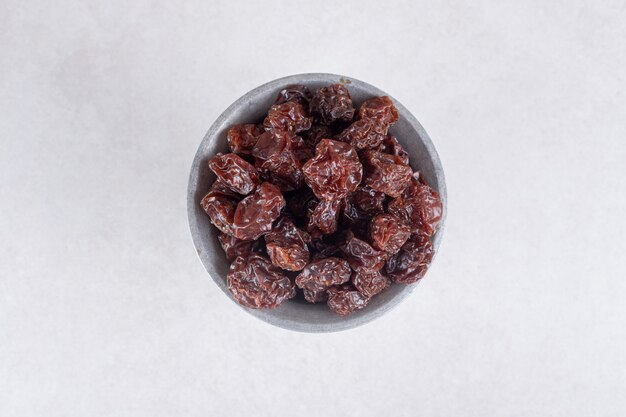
[201,83,442,315]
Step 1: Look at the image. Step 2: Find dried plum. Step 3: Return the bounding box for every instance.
[232,182,285,240]
[274,84,312,107]
[227,124,262,155]
[208,153,260,195]
[336,118,386,150]
[352,269,390,297]
[387,180,443,236]
[309,84,355,125]
[252,130,303,192]
[375,135,409,165]
[307,199,341,236]
[358,96,398,127]
[386,234,434,284]
[340,229,387,272]
[369,214,411,254]
[327,283,369,315]
[200,181,238,234]
[265,217,310,271]
[264,101,312,133]
[361,150,412,198]
[295,257,351,303]
[218,233,257,260]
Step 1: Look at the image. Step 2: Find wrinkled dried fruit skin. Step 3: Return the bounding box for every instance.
[200,181,239,234]
[289,135,315,163]
[274,84,312,107]
[265,217,310,271]
[218,233,257,260]
[285,188,318,223]
[302,124,333,148]
[340,230,387,272]
[336,118,386,150]
[264,101,312,133]
[252,130,303,192]
[327,283,369,315]
[387,181,443,236]
[309,84,355,125]
[307,199,341,236]
[375,135,409,166]
[386,234,434,284]
[302,139,363,200]
[309,235,341,259]
[227,124,262,155]
[353,186,386,214]
[352,269,390,297]
[232,182,285,240]
[295,257,351,303]
[362,150,413,198]
[208,153,260,195]
[369,214,411,253]
[358,96,398,127]
[227,254,296,308]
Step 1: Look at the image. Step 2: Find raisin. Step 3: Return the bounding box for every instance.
[358,96,398,127]
[295,257,351,303]
[302,139,362,200]
[289,135,315,164]
[387,180,443,236]
[375,135,409,165]
[352,269,390,297]
[227,254,296,308]
[309,84,355,125]
[264,101,312,133]
[208,153,260,195]
[309,234,342,259]
[285,187,318,223]
[327,283,369,315]
[200,181,238,234]
[274,84,312,107]
[386,234,434,284]
[336,118,386,150]
[227,124,262,155]
[307,199,341,236]
[353,186,386,214]
[369,214,411,254]
[340,229,387,272]
[302,124,333,148]
[218,233,257,260]
[265,217,310,271]
[361,150,412,198]
[252,130,303,192]
[232,182,285,240]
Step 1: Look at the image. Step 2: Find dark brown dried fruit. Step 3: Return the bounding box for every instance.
[208,153,260,195]
[327,283,369,315]
[340,229,387,272]
[302,139,362,200]
[264,101,312,133]
[309,84,355,125]
[227,124,262,155]
[252,130,303,192]
[307,199,341,236]
[200,181,238,234]
[285,187,318,223]
[358,96,398,127]
[375,135,409,165]
[309,234,342,259]
[265,217,310,271]
[289,135,315,164]
[361,150,412,198]
[369,214,411,254]
[353,186,386,214]
[227,254,296,308]
[387,180,443,236]
[295,257,351,303]
[218,233,257,260]
[386,234,434,284]
[302,124,333,148]
[274,84,312,107]
[232,182,285,240]
[336,118,386,150]
[352,269,390,297]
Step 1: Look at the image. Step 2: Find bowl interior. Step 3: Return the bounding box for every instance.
[187,73,446,332]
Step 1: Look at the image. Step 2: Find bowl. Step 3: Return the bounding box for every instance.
[187,73,447,332]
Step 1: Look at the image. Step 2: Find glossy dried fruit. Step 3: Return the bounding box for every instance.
[289,135,315,164]
[227,124,262,155]
[361,150,412,198]
[208,153,260,195]
[369,214,411,254]
[386,234,434,284]
[309,84,355,125]
[285,187,318,223]
[295,257,351,303]
[232,182,285,240]
[265,217,310,271]
[302,124,333,148]
[227,254,296,308]
[327,283,369,315]
[376,135,409,165]
[200,181,238,234]
[340,230,387,272]
[302,139,362,200]
[252,130,303,192]
[274,84,312,106]
[358,96,398,127]
[264,101,312,133]
[352,269,390,297]
[387,180,443,236]
[218,233,257,260]
[353,186,386,214]
[307,199,341,236]
[336,118,386,150]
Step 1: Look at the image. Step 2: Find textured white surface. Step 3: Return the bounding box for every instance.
[1,1,625,416]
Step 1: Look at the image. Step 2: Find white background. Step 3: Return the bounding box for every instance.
[1,1,625,416]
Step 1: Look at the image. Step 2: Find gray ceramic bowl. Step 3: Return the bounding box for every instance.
[187,73,446,332]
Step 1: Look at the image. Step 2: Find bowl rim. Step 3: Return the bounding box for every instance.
[187,73,447,332]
